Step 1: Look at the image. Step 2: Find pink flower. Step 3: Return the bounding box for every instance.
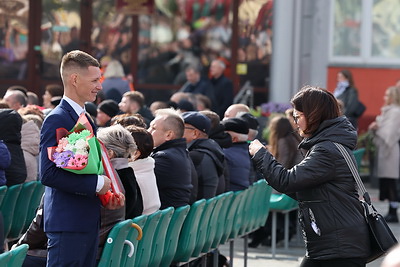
[74,154,88,168]
[67,157,77,167]
[56,138,69,153]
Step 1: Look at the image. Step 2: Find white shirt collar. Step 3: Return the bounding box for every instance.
[63,96,85,116]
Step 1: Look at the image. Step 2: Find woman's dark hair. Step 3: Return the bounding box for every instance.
[125,125,154,159]
[268,116,298,162]
[339,69,354,88]
[45,84,64,97]
[111,113,147,128]
[291,86,340,135]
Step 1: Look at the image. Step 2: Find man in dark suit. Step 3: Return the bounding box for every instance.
[40,50,123,267]
[209,59,233,119]
[180,65,216,107]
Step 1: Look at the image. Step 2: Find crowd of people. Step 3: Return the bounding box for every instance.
[0,50,260,267]
[0,50,399,267]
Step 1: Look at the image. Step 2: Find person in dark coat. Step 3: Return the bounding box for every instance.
[209,59,233,119]
[180,65,216,107]
[201,110,232,149]
[119,91,154,127]
[0,139,10,254]
[200,110,231,194]
[0,109,27,186]
[222,117,251,191]
[334,69,362,128]
[249,86,370,266]
[0,140,11,186]
[149,108,193,209]
[182,111,225,199]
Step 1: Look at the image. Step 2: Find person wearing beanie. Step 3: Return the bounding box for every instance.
[84,102,98,123]
[222,117,249,135]
[177,99,196,113]
[237,112,259,141]
[221,117,252,191]
[182,111,226,199]
[96,99,120,127]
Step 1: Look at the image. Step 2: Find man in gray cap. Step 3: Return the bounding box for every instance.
[182,111,226,199]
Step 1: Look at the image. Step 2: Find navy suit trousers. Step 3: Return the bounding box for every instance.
[46,226,99,267]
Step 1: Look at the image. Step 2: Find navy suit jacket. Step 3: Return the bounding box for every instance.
[210,75,233,119]
[40,99,100,232]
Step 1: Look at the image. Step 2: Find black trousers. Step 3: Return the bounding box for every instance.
[300,257,366,267]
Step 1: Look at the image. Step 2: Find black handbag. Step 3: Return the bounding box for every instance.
[353,100,366,118]
[334,142,398,263]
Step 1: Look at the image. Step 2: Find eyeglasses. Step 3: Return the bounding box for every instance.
[293,114,302,124]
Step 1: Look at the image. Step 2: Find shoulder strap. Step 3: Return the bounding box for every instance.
[333,142,372,205]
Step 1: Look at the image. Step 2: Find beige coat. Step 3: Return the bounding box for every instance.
[374,104,400,179]
[21,120,40,182]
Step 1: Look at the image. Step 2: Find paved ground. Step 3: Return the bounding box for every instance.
[219,183,400,267]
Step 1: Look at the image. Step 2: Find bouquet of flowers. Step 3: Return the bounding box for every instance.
[53,130,90,168]
[48,114,103,175]
[48,114,123,206]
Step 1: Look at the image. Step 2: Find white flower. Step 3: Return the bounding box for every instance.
[75,139,87,151]
[63,138,88,156]
[65,143,74,152]
[75,148,89,156]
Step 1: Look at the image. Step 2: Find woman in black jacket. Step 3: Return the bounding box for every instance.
[0,109,27,186]
[249,86,370,267]
[334,69,363,128]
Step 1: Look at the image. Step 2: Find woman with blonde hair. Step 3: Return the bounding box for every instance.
[102,60,131,102]
[368,85,400,222]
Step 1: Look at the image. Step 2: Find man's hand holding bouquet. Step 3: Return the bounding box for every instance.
[48,113,124,207]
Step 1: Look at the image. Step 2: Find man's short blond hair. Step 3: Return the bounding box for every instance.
[123,91,145,107]
[155,108,185,138]
[60,50,100,84]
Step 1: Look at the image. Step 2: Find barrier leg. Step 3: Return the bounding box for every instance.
[213,249,219,267]
[284,212,290,250]
[244,235,248,267]
[201,254,207,266]
[229,239,234,266]
[271,211,277,258]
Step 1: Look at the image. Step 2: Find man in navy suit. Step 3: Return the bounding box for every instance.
[209,59,233,119]
[40,50,124,267]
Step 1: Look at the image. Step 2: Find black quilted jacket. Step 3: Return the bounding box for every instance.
[252,116,370,260]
